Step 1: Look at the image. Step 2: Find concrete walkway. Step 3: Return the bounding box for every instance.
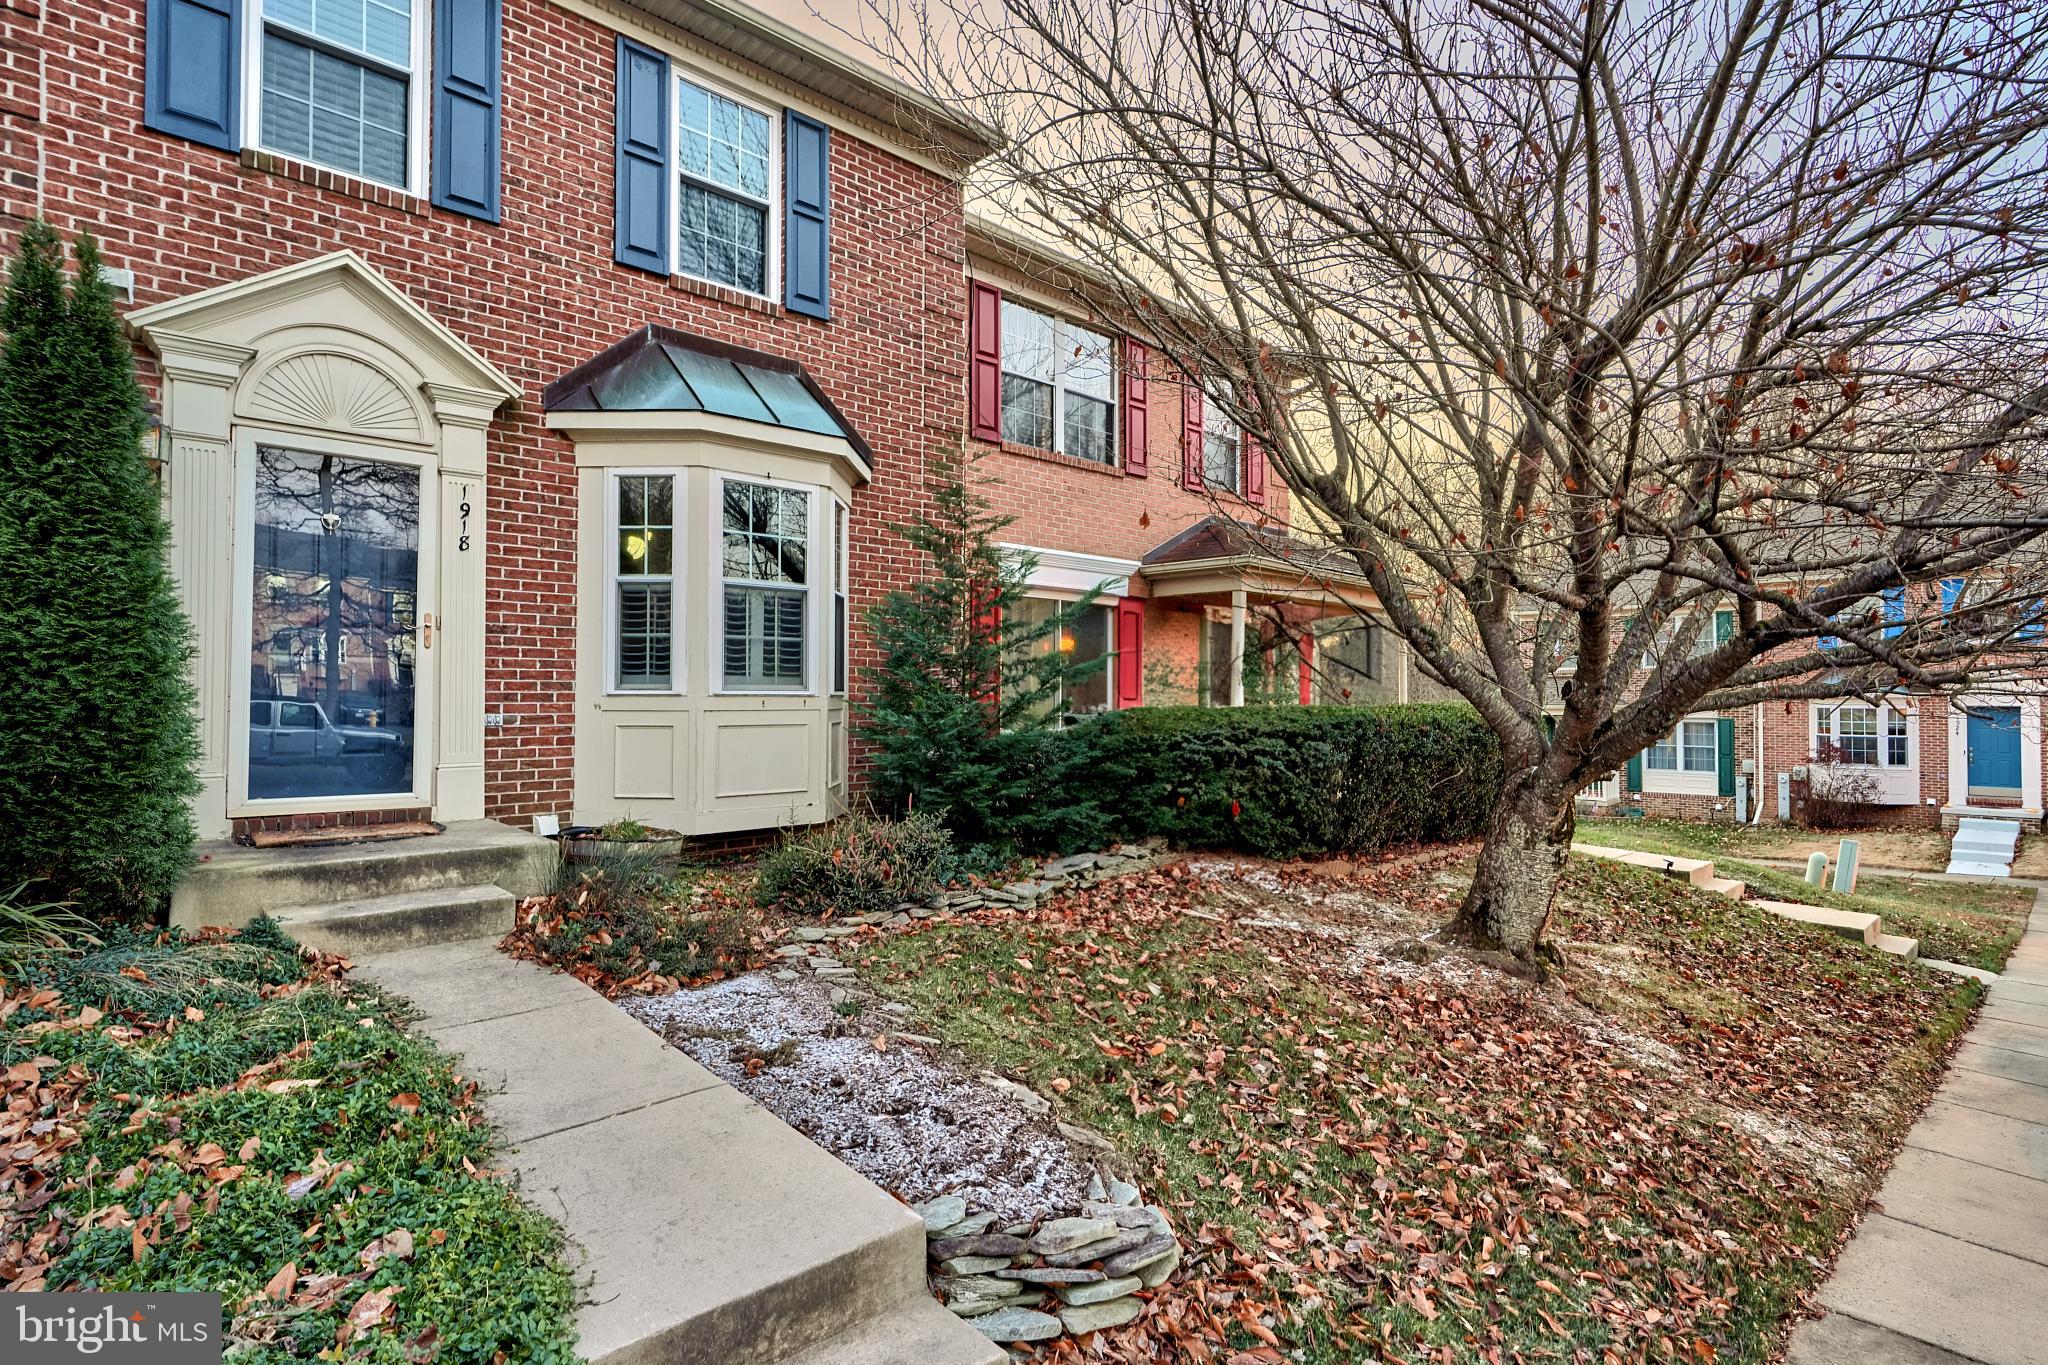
[1788,883,2048,1365]
[358,938,1002,1365]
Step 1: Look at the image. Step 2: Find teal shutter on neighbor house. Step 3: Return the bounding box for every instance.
[783,110,832,319]
[1716,717,1737,796]
[144,0,242,152]
[431,0,503,222]
[1714,608,1734,645]
[1625,752,1642,791]
[614,37,672,275]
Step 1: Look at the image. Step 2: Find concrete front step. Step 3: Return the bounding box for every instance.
[357,941,994,1365]
[1751,899,1881,946]
[1875,933,1921,962]
[276,884,515,957]
[1945,860,2013,879]
[1700,876,1746,899]
[172,819,555,932]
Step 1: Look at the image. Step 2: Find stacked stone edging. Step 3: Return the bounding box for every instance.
[912,1171,1184,1344]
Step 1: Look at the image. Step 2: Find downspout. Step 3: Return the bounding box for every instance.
[1750,701,1766,824]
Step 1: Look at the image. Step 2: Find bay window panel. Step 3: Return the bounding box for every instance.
[721,481,808,690]
[613,474,676,691]
[1836,706,1878,765]
[1645,734,1678,770]
[616,583,673,689]
[1887,710,1909,766]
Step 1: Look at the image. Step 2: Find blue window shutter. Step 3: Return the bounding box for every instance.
[784,110,831,319]
[1881,585,1906,638]
[614,37,671,275]
[431,0,502,221]
[145,0,241,152]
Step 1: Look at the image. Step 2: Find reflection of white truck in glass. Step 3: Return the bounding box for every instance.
[249,699,408,762]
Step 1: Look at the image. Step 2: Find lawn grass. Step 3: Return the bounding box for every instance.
[1580,818,2036,970]
[848,854,1977,1364]
[1578,815,2048,878]
[0,921,579,1363]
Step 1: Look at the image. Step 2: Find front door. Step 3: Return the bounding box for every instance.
[242,444,429,807]
[1967,706,2024,802]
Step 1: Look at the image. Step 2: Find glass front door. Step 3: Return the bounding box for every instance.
[247,446,421,801]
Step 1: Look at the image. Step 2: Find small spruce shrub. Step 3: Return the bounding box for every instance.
[754,809,953,917]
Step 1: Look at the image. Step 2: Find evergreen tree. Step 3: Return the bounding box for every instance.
[858,452,1122,852]
[0,222,198,918]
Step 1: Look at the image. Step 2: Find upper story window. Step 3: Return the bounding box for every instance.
[254,0,424,190]
[999,301,1116,464]
[1203,396,1242,492]
[676,75,778,297]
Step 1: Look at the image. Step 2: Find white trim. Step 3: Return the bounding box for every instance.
[1947,693,2043,816]
[671,65,782,303]
[709,471,818,696]
[242,0,432,197]
[1641,713,1720,796]
[830,496,849,697]
[999,542,1139,597]
[228,425,439,818]
[605,468,685,696]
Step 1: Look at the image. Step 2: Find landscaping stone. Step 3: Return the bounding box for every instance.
[979,1074,1051,1116]
[964,1308,1062,1342]
[995,1266,1104,1284]
[794,927,832,942]
[932,1211,999,1240]
[1136,1243,1182,1288]
[1029,1217,1123,1254]
[1106,1179,1141,1208]
[1080,1203,1167,1230]
[913,1196,969,1232]
[1044,1227,1152,1266]
[929,1233,1031,1260]
[1102,1233,1178,1278]
[938,1255,1013,1276]
[772,944,809,958]
[773,969,800,982]
[1057,1121,1116,1151]
[1058,1297,1145,1334]
[1056,1275,1141,1306]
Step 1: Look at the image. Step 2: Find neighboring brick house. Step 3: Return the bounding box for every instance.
[1580,584,2045,829]
[962,215,1383,714]
[1,0,1397,851]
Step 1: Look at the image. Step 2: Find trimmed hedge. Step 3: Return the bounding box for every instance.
[1076,703,1503,859]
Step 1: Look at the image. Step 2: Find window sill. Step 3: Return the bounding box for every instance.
[238,149,427,216]
[670,272,784,318]
[981,437,1126,478]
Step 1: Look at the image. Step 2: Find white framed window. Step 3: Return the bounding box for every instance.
[1004,597,1116,719]
[1817,702,1913,767]
[831,497,849,696]
[247,0,428,192]
[1203,393,1242,492]
[674,71,778,298]
[998,300,1117,463]
[609,471,679,692]
[718,477,810,691]
[1646,718,1717,774]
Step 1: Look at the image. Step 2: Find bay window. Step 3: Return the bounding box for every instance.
[721,479,809,690]
[1818,702,1911,768]
[675,74,777,295]
[612,473,676,690]
[254,0,423,189]
[999,300,1117,463]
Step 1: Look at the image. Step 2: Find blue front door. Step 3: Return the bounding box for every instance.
[1967,707,2024,796]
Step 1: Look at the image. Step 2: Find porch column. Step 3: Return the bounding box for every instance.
[425,384,502,824]
[152,332,256,842]
[1228,589,1247,708]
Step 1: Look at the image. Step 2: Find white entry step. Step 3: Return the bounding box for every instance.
[1945,818,2022,878]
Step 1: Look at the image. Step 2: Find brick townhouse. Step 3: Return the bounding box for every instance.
[1581,584,2045,829]
[0,0,1392,852]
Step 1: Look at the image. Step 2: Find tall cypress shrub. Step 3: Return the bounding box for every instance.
[858,452,1122,853]
[0,223,198,918]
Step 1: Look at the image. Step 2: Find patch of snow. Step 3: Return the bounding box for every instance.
[623,974,1098,1219]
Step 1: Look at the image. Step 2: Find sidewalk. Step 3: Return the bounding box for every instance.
[1787,883,2048,1365]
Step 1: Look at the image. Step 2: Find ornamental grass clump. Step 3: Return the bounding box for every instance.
[754,808,953,918]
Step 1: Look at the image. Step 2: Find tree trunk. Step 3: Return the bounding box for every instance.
[1449,776,1574,968]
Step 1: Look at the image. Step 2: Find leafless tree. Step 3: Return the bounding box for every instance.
[862,0,2048,966]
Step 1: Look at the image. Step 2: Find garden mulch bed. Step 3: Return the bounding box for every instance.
[833,847,1979,1364]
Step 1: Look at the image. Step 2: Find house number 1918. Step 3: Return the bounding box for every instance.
[458,485,472,552]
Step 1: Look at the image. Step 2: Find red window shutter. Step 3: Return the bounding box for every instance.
[969,281,1002,442]
[1244,432,1268,505]
[1297,632,1313,705]
[1121,338,1149,477]
[1181,378,1204,489]
[1115,597,1145,708]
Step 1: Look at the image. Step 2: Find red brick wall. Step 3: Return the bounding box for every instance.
[2,0,969,822]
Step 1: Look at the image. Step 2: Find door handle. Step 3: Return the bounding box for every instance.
[422,617,433,650]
